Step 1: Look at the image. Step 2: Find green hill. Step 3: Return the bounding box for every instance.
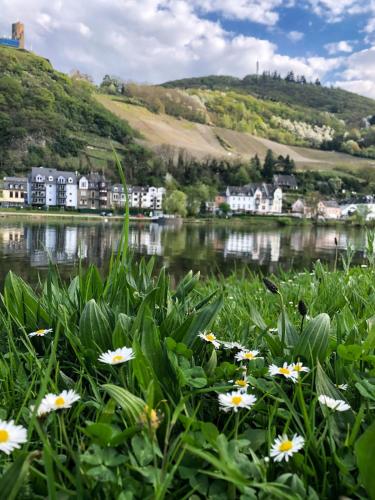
[0,47,147,178]
[163,74,375,127]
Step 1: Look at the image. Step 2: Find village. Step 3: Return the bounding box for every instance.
[1,166,374,222]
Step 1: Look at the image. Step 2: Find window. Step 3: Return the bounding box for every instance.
[21,193,24,198]
[49,176,53,181]
[10,192,13,198]
[68,177,73,184]
[15,192,19,198]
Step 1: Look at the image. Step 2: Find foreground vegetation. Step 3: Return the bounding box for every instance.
[0,207,374,498]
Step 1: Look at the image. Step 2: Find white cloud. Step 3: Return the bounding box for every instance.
[0,0,341,84]
[193,0,285,25]
[325,40,353,54]
[287,31,304,42]
[307,0,367,22]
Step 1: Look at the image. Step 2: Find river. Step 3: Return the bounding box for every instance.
[0,219,370,285]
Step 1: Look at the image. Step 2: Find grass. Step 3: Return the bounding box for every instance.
[0,162,374,498]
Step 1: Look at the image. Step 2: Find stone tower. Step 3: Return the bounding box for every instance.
[12,22,25,49]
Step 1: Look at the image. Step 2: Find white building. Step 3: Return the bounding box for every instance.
[226,184,282,214]
[109,186,166,210]
[28,167,77,208]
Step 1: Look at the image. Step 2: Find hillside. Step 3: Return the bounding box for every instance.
[96,94,375,174]
[163,74,375,127]
[0,47,147,178]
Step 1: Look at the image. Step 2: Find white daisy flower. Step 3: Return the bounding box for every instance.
[268,363,298,382]
[29,328,53,337]
[269,328,278,333]
[232,378,250,391]
[270,433,305,462]
[221,341,246,351]
[290,362,310,374]
[198,331,221,349]
[361,264,368,268]
[235,350,263,362]
[218,391,257,412]
[335,384,348,391]
[318,395,351,412]
[98,347,135,365]
[39,390,80,414]
[0,420,27,455]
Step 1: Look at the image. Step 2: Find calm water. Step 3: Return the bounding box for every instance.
[0,219,369,285]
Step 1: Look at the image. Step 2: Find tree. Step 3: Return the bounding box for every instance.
[185,183,210,216]
[250,154,262,180]
[164,190,187,217]
[262,149,276,181]
[283,155,295,175]
[219,202,230,215]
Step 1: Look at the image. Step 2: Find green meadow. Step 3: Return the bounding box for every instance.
[0,165,374,499]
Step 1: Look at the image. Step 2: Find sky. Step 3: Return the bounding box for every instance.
[2,0,375,98]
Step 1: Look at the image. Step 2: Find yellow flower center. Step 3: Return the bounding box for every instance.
[112,355,124,363]
[244,352,255,359]
[231,396,243,406]
[0,430,9,443]
[205,334,215,342]
[55,397,65,407]
[293,364,302,371]
[35,329,46,335]
[279,367,290,375]
[235,379,247,387]
[279,440,293,452]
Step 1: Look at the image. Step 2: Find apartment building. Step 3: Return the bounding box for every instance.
[77,173,109,210]
[28,167,78,208]
[109,185,166,211]
[0,177,27,207]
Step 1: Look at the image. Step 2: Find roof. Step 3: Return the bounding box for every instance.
[227,183,280,198]
[3,176,27,189]
[30,167,77,183]
[273,174,298,187]
[320,200,340,208]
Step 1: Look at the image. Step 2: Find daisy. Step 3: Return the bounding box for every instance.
[269,363,298,382]
[0,420,27,455]
[231,378,250,391]
[218,391,257,412]
[221,341,246,351]
[318,395,351,412]
[38,390,80,415]
[29,328,52,337]
[98,347,135,365]
[335,384,348,391]
[235,350,263,362]
[270,433,305,462]
[290,362,310,375]
[198,331,221,349]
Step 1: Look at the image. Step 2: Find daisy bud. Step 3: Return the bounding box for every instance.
[263,278,278,294]
[298,300,308,317]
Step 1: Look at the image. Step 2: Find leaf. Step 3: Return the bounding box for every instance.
[278,311,299,348]
[84,423,115,446]
[175,295,223,346]
[79,299,112,353]
[355,420,375,499]
[365,315,375,351]
[249,303,267,331]
[0,451,36,500]
[112,313,132,348]
[337,344,363,361]
[294,313,330,363]
[102,384,145,425]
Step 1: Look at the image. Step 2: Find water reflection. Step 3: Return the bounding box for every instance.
[0,219,368,284]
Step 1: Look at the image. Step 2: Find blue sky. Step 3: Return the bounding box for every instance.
[1,0,375,98]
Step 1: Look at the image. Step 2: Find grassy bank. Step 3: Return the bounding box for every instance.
[0,230,374,498]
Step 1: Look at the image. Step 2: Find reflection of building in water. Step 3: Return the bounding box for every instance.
[315,229,349,251]
[224,231,280,263]
[0,226,26,251]
[129,223,163,255]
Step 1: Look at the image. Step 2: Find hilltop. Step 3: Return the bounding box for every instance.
[163,74,375,127]
[0,47,148,179]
